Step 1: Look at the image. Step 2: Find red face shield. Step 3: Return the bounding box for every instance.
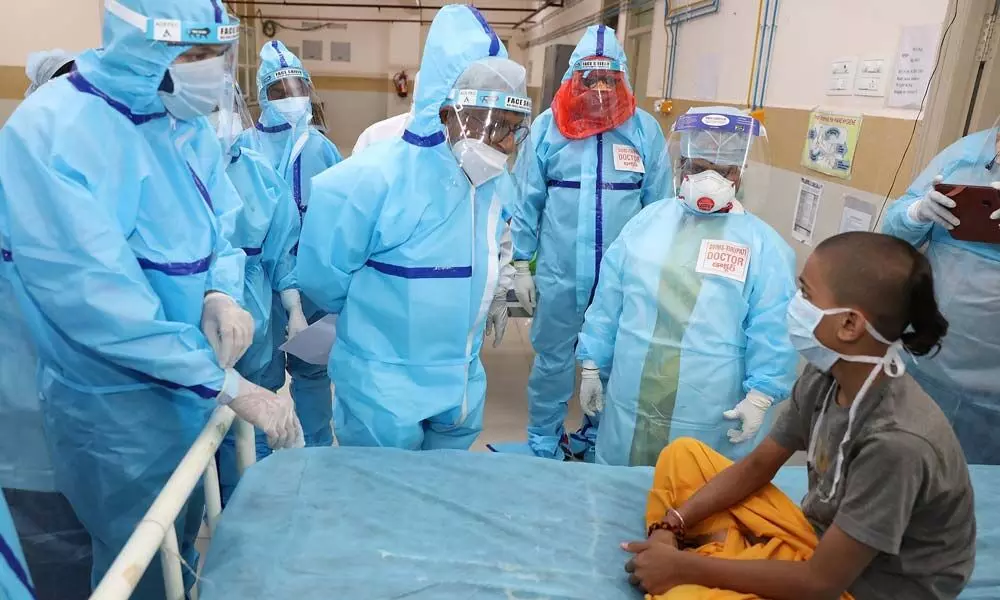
[552,58,635,140]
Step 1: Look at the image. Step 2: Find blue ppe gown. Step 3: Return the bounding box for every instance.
[238,40,343,448]
[0,493,35,600]
[509,25,671,460]
[216,145,300,504]
[0,262,91,600]
[577,199,798,466]
[296,4,510,451]
[882,127,1000,465]
[0,1,246,595]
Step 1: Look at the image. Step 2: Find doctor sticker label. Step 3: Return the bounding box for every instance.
[696,240,750,283]
[613,145,645,173]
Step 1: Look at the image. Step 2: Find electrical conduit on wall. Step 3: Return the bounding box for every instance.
[661,0,720,99]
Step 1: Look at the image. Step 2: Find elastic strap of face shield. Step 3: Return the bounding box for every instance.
[572,57,624,73]
[105,0,240,44]
[443,89,533,116]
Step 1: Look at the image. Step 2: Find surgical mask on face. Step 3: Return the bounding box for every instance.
[270,97,311,125]
[452,138,508,187]
[788,289,907,501]
[786,290,899,371]
[158,55,228,121]
[679,170,736,213]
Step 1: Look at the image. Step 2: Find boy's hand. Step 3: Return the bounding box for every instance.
[647,529,679,548]
[623,540,686,594]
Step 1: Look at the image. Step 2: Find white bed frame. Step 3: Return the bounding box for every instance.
[88,407,257,600]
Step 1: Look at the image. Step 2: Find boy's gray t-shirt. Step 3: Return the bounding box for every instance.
[769,365,976,600]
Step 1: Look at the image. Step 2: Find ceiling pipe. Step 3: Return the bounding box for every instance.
[256,14,524,25]
[224,0,540,11]
[513,0,564,30]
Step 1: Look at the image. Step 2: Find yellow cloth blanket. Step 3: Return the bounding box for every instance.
[644,438,853,600]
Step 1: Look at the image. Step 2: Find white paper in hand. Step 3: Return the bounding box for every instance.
[279,314,339,365]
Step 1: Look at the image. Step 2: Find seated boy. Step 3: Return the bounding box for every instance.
[623,232,976,600]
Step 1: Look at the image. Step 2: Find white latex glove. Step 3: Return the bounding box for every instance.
[513,260,536,316]
[280,289,309,341]
[907,175,960,230]
[484,290,509,348]
[202,292,254,369]
[579,360,604,417]
[218,368,304,450]
[723,390,773,444]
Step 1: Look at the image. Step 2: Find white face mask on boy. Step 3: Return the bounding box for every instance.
[786,290,906,500]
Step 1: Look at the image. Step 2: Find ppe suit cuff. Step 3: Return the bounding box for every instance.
[747,389,774,408]
[204,290,234,304]
[581,359,599,371]
[206,276,245,306]
[898,200,934,234]
[746,382,785,401]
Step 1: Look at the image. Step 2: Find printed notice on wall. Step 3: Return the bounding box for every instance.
[888,24,941,109]
[802,110,863,179]
[792,177,824,245]
[838,195,877,233]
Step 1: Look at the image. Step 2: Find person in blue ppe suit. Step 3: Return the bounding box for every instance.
[576,107,797,466]
[0,493,35,600]
[0,1,304,596]
[493,25,671,461]
[882,118,1000,464]
[239,40,343,450]
[211,89,308,504]
[0,49,93,600]
[297,4,529,450]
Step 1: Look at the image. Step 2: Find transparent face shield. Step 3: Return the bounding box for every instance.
[311,99,329,134]
[553,55,636,140]
[260,69,319,127]
[668,112,770,214]
[442,89,533,187]
[105,0,240,118]
[982,115,1000,173]
[211,80,255,152]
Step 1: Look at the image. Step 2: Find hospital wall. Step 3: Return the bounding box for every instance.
[250,8,533,154]
[650,0,950,271]
[0,0,102,124]
[522,0,951,272]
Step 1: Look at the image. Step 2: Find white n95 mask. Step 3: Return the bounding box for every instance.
[452,138,508,187]
[159,55,228,121]
[679,170,736,213]
[271,97,312,125]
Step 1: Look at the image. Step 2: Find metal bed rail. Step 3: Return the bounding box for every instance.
[89,407,256,600]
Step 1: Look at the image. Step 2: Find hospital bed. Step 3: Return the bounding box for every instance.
[90,411,1000,599]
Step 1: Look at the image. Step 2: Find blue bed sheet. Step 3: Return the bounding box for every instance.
[200,448,998,599]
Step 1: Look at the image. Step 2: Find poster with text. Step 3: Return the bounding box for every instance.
[801,110,863,179]
[792,177,824,245]
[888,24,941,109]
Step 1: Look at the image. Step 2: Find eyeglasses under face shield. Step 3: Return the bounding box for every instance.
[442,88,533,154]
